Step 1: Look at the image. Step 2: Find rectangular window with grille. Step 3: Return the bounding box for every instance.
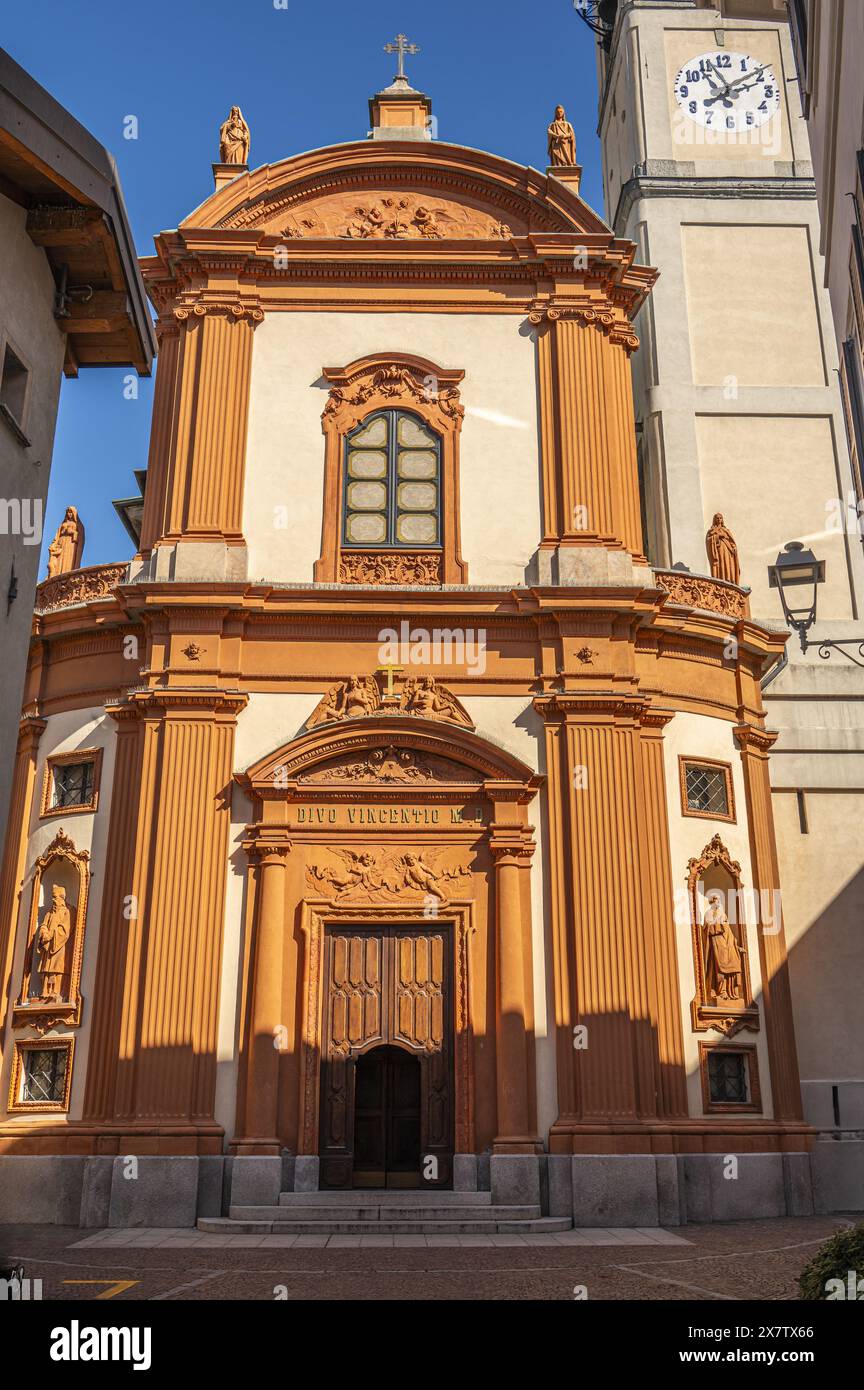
[41,751,102,818]
[707,1050,747,1104]
[9,1041,73,1112]
[680,759,734,821]
[52,760,94,809]
[701,1045,760,1113]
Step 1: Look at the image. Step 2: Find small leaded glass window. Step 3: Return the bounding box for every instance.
[343,410,440,548]
[51,760,94,809]
[21,1046,69,1104]
[707,1050,748,1105]
[683,761,732,818]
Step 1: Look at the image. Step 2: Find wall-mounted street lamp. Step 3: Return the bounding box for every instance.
[768,541,864,667]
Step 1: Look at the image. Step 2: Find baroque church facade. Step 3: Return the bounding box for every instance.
[0,58,826,1225]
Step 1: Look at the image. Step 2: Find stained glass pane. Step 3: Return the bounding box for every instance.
[348,450,387,478]
[398,450,437,478]
[351,416,388,447]
[397,513,437,544]
[347,480,388,511]
[346,512,387,543]
[397,481,437,511]
[397,416,434,447]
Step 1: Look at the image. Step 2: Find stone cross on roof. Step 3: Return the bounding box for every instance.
[383,32,419,82]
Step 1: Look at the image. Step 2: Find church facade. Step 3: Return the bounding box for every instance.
[0,67,823,1225]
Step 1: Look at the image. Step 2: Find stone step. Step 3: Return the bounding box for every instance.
[231,1203,540,1223]
[198,1216,572,1236]
[278,1190,492,1206]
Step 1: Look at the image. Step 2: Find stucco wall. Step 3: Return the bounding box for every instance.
[242,312,541,588]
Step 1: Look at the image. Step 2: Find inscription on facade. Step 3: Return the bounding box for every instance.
[295,804,485,826]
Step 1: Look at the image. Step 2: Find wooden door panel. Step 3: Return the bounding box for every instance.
[319,926,453,1189]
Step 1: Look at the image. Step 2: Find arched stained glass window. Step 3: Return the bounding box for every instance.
[342,409,441,549]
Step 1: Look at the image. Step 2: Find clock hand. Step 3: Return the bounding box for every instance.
[703,68,768,107]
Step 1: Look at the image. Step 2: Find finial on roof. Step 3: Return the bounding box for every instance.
[369,32,432,141]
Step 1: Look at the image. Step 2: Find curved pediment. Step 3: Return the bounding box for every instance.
[181,141,610,241]
[239,715,541,796]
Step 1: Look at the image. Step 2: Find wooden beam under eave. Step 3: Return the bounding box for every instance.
[63,337,79,379]
[26,206,105,247]
[58,291,130,334]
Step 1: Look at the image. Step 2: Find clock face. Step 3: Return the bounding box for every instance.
[673,51,780,131]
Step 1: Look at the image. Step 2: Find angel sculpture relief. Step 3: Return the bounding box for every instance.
[307,848,470,903]
[391,851,467,900]
[308,850,384,903]
[308,675,380,726]
[400,675,469,724]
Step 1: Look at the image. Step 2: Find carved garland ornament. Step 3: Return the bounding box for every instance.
[35,562,128,613]
[338,551,443,585]
[656,569,749,620]
[323,363,464,422]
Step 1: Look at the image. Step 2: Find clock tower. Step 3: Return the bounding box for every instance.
[596,0,864,1182]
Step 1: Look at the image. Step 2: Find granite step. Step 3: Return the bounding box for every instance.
[198,1215,572,1235]
[277,1189,494,1206]
[230,1202,540,1223]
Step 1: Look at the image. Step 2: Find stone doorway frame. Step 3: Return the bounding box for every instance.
[298,899,476,1157]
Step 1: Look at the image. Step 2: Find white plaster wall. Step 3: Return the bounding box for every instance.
[242,312,541,587]
[0,707,117,1123]
[661,711,773,1120]
[0,193,66,856]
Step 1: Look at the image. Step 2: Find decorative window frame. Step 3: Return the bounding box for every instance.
[8,1036,75,1114]
[13,828,90,1032]
[315,353,468,585]
[699,1042,762,1116]
[678,756,735,824]
[40,747,103,819]
[687,833,759,1038]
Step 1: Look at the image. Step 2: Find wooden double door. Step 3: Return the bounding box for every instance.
[319,926,453,1189]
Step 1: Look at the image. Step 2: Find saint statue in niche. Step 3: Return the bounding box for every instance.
[219,106,250,165]
[547,105,576,167]
[706,513,741,586]
[36,885,72,1001]
[46,507,84,578]
[703,897,745,1002]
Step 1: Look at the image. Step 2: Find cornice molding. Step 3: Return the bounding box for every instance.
[614,173,818,233]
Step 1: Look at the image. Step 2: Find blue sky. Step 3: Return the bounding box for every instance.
[4,0,605,570]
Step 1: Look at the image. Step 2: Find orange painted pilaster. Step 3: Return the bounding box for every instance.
[531,308,645,558]
[138,321,180,555]
[159,302,261,546]
[234,834,291,1154]
[734,725,804,1123]
[83,690,245,1148]
[490,837,540,1153]
[538,693,687,1150]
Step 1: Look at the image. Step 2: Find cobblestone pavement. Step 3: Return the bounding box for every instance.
[0,1214,857,1300]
